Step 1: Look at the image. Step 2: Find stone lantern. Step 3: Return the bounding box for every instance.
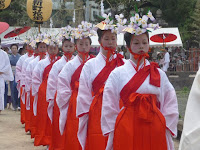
[0,0,11,10]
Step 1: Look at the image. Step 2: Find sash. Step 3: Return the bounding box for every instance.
[70,55,95,90]
[120,62,160,103]
[92,54,124,95]
[42,57,60,81]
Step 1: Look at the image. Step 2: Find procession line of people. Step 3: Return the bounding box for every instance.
[13,10,179,150]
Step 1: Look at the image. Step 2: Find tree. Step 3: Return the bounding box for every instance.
[188,0,200,47]
[95,0,197,48]
[0,0,33,26]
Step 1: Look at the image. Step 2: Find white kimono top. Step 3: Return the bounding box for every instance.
[0,49,14,110]
[20,55,34,109]
[15,53,29,91]
[32,56,50,116]
[25,56,40,93]
[56,55,83,135]
[46,55,74,123]
[101,60,179,150]
[76,52,125,149]
[179,68,200,150]
[21,55,34,87]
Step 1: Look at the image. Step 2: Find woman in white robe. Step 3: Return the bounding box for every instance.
[101,30,179,150]
[57,36,93,150]
[76,14,125,150]
[46,36,75,150]
[0,48,14,111]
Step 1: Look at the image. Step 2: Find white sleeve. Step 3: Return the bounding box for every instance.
[76,62,93,150]
[179,69,200,150]
[15,57,23,83]
[20,61,27,87]
[0,52,14,81]
[25,63,32,92]
[101,71,121,135]
[56,64,73,135]
[32,62,43,96]
[46,64,59,102]
[76,63,93,117]
[46,64,59,122]
[160,72,179,137]
[101,71,121,150]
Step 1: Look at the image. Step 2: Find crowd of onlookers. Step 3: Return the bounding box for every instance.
[149,47,198,72]
[2,44,26,111]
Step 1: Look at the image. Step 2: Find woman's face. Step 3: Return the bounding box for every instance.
[100,30,117,49]
[129,33,149,54]
[76,38,91,53]
[38,42,47,53]
[11,45,18,55]
[62,40,75,53]
[27,45,34,51]
[47,45,59,55]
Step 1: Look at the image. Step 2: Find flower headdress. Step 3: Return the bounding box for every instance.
[46,35,60,46]
[24,37,32,45]
[59,25,75,43]
[29,37,37,49]
[74,21,96,40]
[123,10,160,35]
[95,13,127,34]
[33,33,59,46]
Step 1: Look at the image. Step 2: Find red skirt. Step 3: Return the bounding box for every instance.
[113,93,167,150]
[85,88,108,150]
[50,94,65,150]
[34,80,52,146]
[20,87,26,124]
[64,88,81,150]
[25,93,31,132]
[29,90,36,138]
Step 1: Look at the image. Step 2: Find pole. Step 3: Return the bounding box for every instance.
[38,24,41,33]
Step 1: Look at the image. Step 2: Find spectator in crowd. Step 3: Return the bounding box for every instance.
[18,47,26,55]
[176,55,183,72]
[161,47,170,72]
[9,44,21,111]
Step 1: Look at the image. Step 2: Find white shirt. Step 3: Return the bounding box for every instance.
[164,52,170,63]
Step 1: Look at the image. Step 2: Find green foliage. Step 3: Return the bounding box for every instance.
[187,0,200,47]
[0,0,33,26]
[182,86,189,93]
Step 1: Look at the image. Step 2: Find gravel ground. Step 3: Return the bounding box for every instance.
[0,108,181,150]
[0,109,46,150]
